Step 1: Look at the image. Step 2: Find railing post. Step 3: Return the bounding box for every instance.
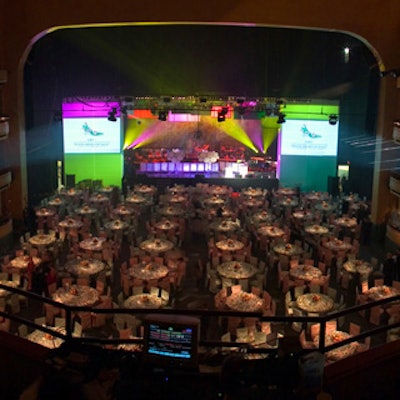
[318,319,326,354]
[65,307,72,341]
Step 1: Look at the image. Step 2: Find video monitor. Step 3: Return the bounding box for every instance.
[143,314,200,369]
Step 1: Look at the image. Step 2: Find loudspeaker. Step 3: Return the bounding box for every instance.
[66,174,75,188]
[327,176,339,197]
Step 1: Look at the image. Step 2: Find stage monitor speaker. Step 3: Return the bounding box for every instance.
[66,174,75,188]
[327,176,339,197]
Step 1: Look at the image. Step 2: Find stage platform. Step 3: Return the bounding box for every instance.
[124,172,279,194]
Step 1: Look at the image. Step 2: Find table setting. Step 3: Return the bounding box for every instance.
[124,293,163,309]
[29,234,57,247]
[58,218,83,230]
[296,293,334,313]
[273,243,304,257]
[27,326,66,349]
[289,265,323,282]
[139,238,174,254]
[128,262,169,281]
[304,224,329,235]
[217,261,258,280]
[313,330,358,361]
[215,239,245,252]
[79,236,106,252]
[64,258,106,277]
[53,284,99,307]
[226,290,265,312]
[257,225,285,238]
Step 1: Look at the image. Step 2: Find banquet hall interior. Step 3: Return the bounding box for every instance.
[2,3,400,400]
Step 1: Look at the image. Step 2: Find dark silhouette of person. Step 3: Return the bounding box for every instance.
[383,252,395,286]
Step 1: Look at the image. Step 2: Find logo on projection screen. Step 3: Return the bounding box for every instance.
[63,118,121,154]
[281,120,338,156]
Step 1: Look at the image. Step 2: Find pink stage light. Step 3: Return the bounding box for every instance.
[62,101,120,118]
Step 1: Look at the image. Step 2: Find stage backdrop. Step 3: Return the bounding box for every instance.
[278,103,339,192]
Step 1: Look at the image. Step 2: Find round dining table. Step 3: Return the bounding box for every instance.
[315,202,336,213]
[29,234,57,247]
[257,225,285,238]
[124,293,163,309]
[134,185,155,195]
[296,293,334,313]
[58,218,83,230]
[365,285,400,301]
[217,261,258,280]
[35,208,55,218]
[215,239,245,253]
[104,219,129,231]
[139,238,174,254]
[292,210,313,220]
[128,262,169,281]
[208,185,229,196]
[241,198,264,208]
[79,237,106,252]
[64,258,106,277]
[154,219,178,231]
[125,194,148,205]
[27,326,66,349]
[304,224,329,235]
[113,204,135,216]
[273,243,304,257]
[53,284,99,307]
[204,196,225,207]
[289,265,322,282]
[342,260,372,276]
[226,291,265,312]
[61,188,83,198]
[76,205,97,216]
[10,255,41,272]
[323,239,353,253]
[334,217,358,229]
[166,194,187,204]
[210,220,240,233]
[313,330,358,361]
[278,197,299,207]
[242,187,264,197]
[251,210,274,224]
[47,197,65,207]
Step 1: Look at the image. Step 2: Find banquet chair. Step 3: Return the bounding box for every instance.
[326,287,337,302]
[369,305,383,325]
[310,323,320,340]
[96,279,105,295]
[76,277,89,287]
[119,327,132,339]
[0,317,10,332]
[34,316,46,326]
[251,286,262,297]
[325,319,337,334]
[221,277,235,289]
[299,329,316,350]
[374,278,384,287]
[18,324,28,338]
[231,284,242,294]
[309,281,321,294]
[392,280,400,291]
[227,316,241,335]
[285,291,294,315]
[54,317,66,328]
[349,322,361,336]
[238,278,249,292]
[356,336,371,353]
[236,327,249,342]
[78,312,93,330]
[7,293,21,314]
[294,285,306,299]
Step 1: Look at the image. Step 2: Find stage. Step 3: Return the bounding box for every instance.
[124,171,279,194]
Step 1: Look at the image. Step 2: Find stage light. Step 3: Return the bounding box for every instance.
[329,114,338,125]
[158,111,167,121]
[217,112,225,122]
[107,107,117,122]
[277,112,286,124]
